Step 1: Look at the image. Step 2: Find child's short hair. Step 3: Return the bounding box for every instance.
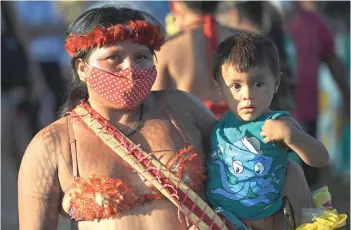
[213,32,280,79]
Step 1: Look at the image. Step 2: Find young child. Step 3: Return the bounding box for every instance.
[205,32,330,229]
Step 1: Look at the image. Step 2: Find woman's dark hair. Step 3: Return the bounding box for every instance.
[182,1,220,15]
[58,5,163,116]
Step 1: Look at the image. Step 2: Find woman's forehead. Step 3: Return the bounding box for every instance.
[93,41,150,54]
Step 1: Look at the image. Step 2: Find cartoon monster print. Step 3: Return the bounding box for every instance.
[211,137,283,206]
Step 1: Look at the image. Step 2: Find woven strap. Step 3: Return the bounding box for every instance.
[73,104,232,230]
[67,116,79,178]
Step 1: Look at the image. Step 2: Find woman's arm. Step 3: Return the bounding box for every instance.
[283,160,314,226]
[18,125,62,230]
[191,98,218,159]
[164,89,217,157]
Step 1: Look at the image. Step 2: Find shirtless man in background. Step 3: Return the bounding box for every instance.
[153,1,239,118]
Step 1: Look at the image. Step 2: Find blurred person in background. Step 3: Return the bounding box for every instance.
[215,1,295,113]
[1,1,47,169]
[320,1,350,180]
[1,2,50,229]
[153,1,240,119]
[286,1,350,189]
[14,1,68,129]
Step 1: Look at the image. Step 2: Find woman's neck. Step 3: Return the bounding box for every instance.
[87,97,143,134]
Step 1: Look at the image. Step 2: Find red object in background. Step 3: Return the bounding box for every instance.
[203,15,229,119]
[204,100,229,120]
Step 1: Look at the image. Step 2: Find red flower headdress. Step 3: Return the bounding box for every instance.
[65,20,166,57]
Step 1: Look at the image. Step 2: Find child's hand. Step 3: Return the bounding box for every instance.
[262,118,329,167]
[260,119,294,144]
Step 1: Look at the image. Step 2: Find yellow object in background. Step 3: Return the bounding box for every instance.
[297,186,347,229]
[165,13,180,36]
[312,186,332,210]
[296,209,347,230]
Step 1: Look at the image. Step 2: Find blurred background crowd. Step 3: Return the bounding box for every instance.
[1,1,350,229]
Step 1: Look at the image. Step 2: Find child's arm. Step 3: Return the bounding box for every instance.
[260,116,329,168]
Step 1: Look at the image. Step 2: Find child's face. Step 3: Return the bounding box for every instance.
[217,63,280,121]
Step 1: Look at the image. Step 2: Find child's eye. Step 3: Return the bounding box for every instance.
[231,83,241,90]
[136,54,150,60]
[136,55,146,59]
[255,82,264,87]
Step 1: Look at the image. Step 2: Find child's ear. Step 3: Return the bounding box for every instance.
[274,72,282,93]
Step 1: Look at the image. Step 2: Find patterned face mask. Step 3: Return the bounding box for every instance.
[86,64,157,109]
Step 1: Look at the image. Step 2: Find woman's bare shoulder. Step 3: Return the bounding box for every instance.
[18,117,67,207]
[36,116,69,141]
[153,89,217,127]
[153,89,205,110]
[21,116,70,164]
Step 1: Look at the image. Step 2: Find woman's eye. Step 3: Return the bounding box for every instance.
[107,55,118,61]
[255,82,264,87]
[231,83,241,90]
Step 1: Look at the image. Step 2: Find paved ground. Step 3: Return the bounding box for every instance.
[2,152,350,230]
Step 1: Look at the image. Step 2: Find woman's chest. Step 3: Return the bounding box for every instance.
[60,115,204,190]
[59,113,207,220]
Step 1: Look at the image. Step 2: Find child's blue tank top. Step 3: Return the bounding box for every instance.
[206,111,291,229]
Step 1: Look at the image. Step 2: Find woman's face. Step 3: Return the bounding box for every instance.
[86,40,154,72]
[75,40,156,109]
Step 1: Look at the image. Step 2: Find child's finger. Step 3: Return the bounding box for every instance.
[263,137,270,143]
[261,123,267,131]
[260,131,266,137]
[263,119,273,127]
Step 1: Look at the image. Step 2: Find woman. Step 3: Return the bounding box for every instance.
[18,5,313,230]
